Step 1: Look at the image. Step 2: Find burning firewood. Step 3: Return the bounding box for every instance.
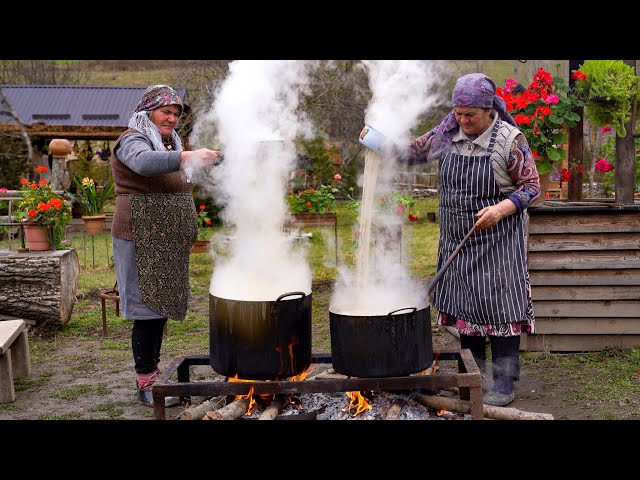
[415,393,554,420]
[203,398,250,420]
[385,401,404,420]
[258,395,288,420]
[179,396,226,420]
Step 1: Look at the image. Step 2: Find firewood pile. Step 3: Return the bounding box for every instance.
[176,369,554,421]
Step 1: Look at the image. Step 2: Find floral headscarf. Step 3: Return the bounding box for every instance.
[128,85,184,152]
[428,73,517,162]
[134,85,183,113]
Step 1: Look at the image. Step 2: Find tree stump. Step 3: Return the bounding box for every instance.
[0,249,79,327]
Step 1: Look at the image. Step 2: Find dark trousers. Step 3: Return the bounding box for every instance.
[132,318,167,374]
[460,334,520,380]
[460,334,487,372]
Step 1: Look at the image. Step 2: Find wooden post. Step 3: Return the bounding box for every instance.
[615,60,637,205]
[567,60,584,201]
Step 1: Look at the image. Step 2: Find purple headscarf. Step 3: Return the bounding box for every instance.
[428,73,517,162]
[134,85,183,114]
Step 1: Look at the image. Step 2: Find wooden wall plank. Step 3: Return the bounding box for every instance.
[533,317,640,334]
[521,334,640,352]
[529,213,640,234]
[533,300,640,317]
[528,250,640,270]
[529,269,640,286]
[528,232,640,251]
[531,285,640,300]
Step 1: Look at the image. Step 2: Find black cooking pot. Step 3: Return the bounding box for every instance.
[209,291,312,380]
[329,225,478,378]
[329,306,433,378]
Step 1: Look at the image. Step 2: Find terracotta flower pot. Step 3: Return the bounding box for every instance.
[82,215,106,236]
[22,221,51,251]
[190,239,210,254]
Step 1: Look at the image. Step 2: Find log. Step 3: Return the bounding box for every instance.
[203,398,250,420]
[179,396,226,420]
[385,401,403,420]
[0,250,79,327]
[415,393,554,420]
[258,396,287,420]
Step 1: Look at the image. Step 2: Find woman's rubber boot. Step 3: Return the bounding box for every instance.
[460,334,489,391]
[483,335,520,407]
[136,369,180,408]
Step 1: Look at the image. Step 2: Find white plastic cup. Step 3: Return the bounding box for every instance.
[359,124,386,155]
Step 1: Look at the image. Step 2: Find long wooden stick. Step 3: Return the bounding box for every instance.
[425,224,477,296]
[415,393,554,420]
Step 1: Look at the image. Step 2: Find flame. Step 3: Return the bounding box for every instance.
[419,352,440,375]
[343,391,373,416]
[274,337,301,378]
[225,366,309,416]
[436,408,448,416]
[227,375,264,415]
[288,371,308,381]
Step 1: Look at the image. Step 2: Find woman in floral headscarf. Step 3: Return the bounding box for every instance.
[400,73,541,407]
[110,85,221,408]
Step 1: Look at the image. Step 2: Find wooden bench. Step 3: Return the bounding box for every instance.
[0,319,31,403]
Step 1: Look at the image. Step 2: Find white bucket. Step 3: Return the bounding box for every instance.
[359,124,386,155]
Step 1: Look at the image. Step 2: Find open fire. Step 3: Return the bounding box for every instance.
[151,349,491,421]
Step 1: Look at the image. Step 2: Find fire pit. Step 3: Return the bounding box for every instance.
[151,349,484,420]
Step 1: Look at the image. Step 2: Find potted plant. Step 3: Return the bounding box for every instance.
[71,173,115,235]
[191,203,213,254]
[572,60,639,137]
[497,65,584,176]
[287,184,338,215]
[14,166,72,250]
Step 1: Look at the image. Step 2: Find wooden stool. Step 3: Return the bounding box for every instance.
[98,283,120,336]
[0,320,31,403]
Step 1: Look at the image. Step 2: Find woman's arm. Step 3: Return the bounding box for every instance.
[505,134,542,211]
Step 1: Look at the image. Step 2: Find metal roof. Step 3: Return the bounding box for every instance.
[0,85,188,128]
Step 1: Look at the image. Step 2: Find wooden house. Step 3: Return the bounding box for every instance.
[525,203,640,351]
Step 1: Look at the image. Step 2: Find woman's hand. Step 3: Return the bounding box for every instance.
[180,149,222,168]
[474,200,516,229]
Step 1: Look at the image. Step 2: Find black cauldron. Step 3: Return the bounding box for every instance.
[209,291,312,380]
[329,305,433,378]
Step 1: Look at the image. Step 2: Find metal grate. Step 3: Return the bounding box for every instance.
[151,350,484,420]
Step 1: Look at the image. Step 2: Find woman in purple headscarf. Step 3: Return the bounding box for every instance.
[110,85,221,408]
[402,73,540,407]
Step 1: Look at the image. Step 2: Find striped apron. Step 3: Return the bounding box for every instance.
[432,122,528,326]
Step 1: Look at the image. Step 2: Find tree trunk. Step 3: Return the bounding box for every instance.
[0,249,79,327]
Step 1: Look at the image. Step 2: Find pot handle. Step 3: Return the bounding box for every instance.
[386,307,417,331]
[275,291,306,304]
[387,307,417,317]
[271,291,306,317]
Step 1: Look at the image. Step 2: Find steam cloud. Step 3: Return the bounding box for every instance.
[191,60,316,301]
[330,60,441,315]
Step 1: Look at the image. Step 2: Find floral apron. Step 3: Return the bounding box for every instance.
[432,122,528,326]
[129,193,197,321]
